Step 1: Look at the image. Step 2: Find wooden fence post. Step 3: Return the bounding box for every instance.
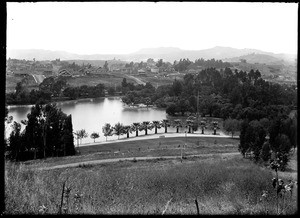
[195,198,200,215]
[59,180,66,214]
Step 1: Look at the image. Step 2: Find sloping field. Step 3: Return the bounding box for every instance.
[4,152,297,215]
[4,137,297,215]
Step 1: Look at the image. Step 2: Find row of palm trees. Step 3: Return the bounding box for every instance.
[73,118,220,145]
[100,118,219,142]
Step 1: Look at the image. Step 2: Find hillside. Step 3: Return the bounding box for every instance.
[65,59,128,67]
[224,53,287,65]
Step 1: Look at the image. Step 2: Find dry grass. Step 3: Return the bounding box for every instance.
[66,74,137,87]
[4,152,297,215]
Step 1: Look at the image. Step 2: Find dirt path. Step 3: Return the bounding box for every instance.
[125,74,146,85]
[39,152,240,171]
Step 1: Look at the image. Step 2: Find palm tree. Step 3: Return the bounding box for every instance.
[200,120,207,134]
[122,125,132,138]
[113,122,124,139]
[141,121,150,135]
[186,120,193,133]
[102,123,113,141]
[212,121,219,135]
[186,116,196,133]
[132,122,140,137]
[152,120,161,134]
[161,119,169,133]
[173,119,182,133]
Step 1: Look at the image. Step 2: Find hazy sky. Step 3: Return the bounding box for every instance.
[6,2,298,55]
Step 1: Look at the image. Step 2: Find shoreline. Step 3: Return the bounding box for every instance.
[7,95,163,110]
[7,95,124,108]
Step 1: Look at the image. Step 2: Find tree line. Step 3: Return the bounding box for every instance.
[6,76,106,105]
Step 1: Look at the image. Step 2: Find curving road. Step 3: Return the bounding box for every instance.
[39,152,240,171]
[32,74,46,84]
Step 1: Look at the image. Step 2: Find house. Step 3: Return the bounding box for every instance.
[188,69,197,74]
[150,67,159,74]
[94,67,108,74]
[138,69,146,76]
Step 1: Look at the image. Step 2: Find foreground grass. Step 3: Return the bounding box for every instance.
[4,154,297,215]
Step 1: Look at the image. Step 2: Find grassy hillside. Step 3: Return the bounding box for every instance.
[4,137,297,215]
[5,152,297,215]
[230,62,296,82]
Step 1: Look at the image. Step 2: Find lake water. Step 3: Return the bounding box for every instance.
[6,97,170,145]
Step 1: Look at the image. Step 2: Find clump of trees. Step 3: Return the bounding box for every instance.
[121,80,156,106]
[223,118,241,138]
[239,113,297,170]
[63,83,105,99]
[5,103,76,161]
[6,81,52,105]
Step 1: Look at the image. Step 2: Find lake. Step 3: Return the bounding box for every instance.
[6,97,169,145]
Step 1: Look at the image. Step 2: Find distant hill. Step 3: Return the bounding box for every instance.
[7,46,296,65]
[6,49,126,62]
[224,53,286,65]
[65,59,128,67]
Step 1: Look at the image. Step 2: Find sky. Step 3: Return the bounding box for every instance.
[6,2,298,55]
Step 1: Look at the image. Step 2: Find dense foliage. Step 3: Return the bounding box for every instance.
[122,67,297,120]
[5,103,76,161]
[121,67,297,170]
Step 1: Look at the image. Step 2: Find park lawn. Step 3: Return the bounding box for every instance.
[22,137,239,168]
[4,152,297,215]
[136,75,175,86]
[65,74,137,87]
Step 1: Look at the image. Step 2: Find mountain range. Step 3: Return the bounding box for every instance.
[6,46,296,65]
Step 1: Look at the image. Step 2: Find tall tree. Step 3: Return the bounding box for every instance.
[7,121,22,161]
[103,61,109,72]
[63,115,75,155]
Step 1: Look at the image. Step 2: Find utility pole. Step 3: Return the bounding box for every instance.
[197,90,199,125]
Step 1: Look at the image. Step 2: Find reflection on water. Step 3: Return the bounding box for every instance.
[6,97,168,144]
